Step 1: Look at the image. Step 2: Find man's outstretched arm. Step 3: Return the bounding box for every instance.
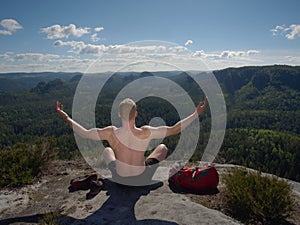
[56,101,113,140]
[147,97,208,139]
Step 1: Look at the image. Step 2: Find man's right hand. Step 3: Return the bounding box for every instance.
[56,101,69,120]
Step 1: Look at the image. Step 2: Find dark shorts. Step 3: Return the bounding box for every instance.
[144,157,160,166]
[109,158,159,186]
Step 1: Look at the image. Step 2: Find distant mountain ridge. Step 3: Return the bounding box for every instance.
[214,65,300,94]
[1,65,300,95]
[0,72,82,93]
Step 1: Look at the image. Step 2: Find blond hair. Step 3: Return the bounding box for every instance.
[119,98,136,121]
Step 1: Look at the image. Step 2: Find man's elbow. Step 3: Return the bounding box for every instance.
[75,130,87,139]
[75,129,94,139]
[86,129,100,140]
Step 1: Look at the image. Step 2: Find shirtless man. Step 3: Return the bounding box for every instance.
[56,97,208,185]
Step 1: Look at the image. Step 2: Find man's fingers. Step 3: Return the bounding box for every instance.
[203,97,208,107]
[196,97,208,114]
[56,101,63,111]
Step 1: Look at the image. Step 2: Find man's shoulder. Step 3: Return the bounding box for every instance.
[95,125,117,140]
[141,125,151,131]
[99,125,117,132]
[140,125,151,138]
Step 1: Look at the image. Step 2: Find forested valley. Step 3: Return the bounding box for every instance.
[0,65,300,187]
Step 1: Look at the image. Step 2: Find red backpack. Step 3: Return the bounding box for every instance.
[168,163,219,194]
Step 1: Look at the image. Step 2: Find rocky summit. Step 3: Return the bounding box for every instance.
[1,159,300,225]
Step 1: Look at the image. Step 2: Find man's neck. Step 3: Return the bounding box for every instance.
[121,119,136,130]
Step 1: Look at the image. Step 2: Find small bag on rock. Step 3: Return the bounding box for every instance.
[168,163,219,194]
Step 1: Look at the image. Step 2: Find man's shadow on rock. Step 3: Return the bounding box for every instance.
[63,178,178,225]
[0,179,178,225]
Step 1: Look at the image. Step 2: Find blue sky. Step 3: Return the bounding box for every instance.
[0,0,300,72]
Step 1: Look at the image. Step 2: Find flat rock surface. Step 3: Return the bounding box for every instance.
[1,160,299,225]
[0,160,242,225]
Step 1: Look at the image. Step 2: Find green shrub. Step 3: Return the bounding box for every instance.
[224,168,295,224]
[38,210,62,225]
[0,137,57,187]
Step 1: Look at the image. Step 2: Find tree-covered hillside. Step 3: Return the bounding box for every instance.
[0,65,300,187]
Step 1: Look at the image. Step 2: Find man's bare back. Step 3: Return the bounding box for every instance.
[106,125,152,176]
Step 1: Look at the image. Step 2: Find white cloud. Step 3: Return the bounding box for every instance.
[284,55,300,64]
[184,40,193,46]
[168,46,187,54]
[0,52,13,61]
[286,24,300,40]
[54,40,169,55]
[89,27,104,42]
[14,53,60,62]
[79,44,106,54]
[271,24,300,40]
[51,41,259,71]
[91,33,100,42]
[94,27,104,32]
[194,49,259,59]
[1,39,281,73]
[0,52,96,72]
[1,47,299,73]
[247,50,260,56]
[194,50,212,58]
[0,19,23,35]
[220,50,260,58]
[1,19,23,31]
[41,24,90,39]
[271,25,288,36]
[54,40,106,54]
[0,30,12,35]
